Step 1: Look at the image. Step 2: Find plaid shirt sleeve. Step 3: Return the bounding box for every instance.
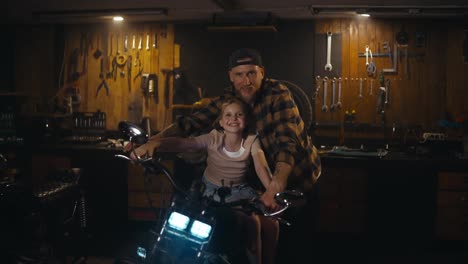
[175,96,225,136]
[270,86,304,167]
[256,80,321,188]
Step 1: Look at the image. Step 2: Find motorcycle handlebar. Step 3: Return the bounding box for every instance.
[115,153,304,226]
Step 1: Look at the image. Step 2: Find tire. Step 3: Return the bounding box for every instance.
[279,80,313,131]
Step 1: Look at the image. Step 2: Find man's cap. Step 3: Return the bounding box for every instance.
[228,48,263,69]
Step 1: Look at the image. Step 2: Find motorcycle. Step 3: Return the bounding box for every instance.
[115,121,304,264]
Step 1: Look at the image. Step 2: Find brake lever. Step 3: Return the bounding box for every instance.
[275,217,291,227]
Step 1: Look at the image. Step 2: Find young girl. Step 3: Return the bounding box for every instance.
[132,97,278,263]
[139,97,272,202]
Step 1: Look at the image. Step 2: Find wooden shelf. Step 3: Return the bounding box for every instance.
[0,92,31,97]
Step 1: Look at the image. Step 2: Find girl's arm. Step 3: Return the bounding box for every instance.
[131,136,204,159]
[251,149,272,190]
[155,137,204,152]
[252,149,284,212]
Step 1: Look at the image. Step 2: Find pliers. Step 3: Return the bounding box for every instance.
[96,58,110,97]
[96,78,110,97]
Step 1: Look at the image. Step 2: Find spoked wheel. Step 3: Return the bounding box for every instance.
[279,80,313,131]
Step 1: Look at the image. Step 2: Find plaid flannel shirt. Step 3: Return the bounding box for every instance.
[175,78,322,191]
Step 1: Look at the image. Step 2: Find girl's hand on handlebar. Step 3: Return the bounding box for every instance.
[127,143,151,161]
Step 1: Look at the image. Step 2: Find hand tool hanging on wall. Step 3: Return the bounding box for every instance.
[377,72,386,114]
[336,77,342,109]
[313,75,321,100]
[146,34,150,51]
[96,58,110,97]
[124,34,128,53]
[116,34,126,64]
[324,32,333,71]
[140,73,158,102]
[358,78,364,99]
[365,45,376,77]
[127,55,132,92]
[382,42,398,73]
[153,33,158,49]
[133,51,143,82]
[315,32,342,78]
[138,35,142,50]
[384,78,390,106]
[112,55,118,80]
[93,34,102,59]
[105,32,112,79]
[330,77,336,111]
[133,35,144,82]
[321,76,328,112]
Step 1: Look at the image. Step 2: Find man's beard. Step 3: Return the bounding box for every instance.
[235,86,256,104]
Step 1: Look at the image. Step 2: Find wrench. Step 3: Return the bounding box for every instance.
[124,35,128,52]
[314,75,321,99]
[359,78,363,99]
[146,34,150,51]
[324,32,333,71]
[377,86,386,114]
[385,79,390,105]
[369,79,374,95]
[116,33,121,55]
[330,77,336,111]
[322,77,329,112]
[138,35,142,50]
[153,33,157,48]
[336,77,342,109]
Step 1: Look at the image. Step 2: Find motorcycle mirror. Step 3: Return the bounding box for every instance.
[274,190,305,207]
[0,153,7,171]
[118,121,148,145]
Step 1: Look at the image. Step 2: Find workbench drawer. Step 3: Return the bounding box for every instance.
[436,206,468,240]
[438,172,468,190]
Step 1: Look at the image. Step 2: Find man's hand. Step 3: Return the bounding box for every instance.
[260,161,291,212]
[260,181,282,212]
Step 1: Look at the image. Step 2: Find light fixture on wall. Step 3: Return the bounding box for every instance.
[356,9,370,17]
[34,8,168,24]
[306,6,467,18]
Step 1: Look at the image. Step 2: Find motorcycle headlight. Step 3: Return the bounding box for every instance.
[168,211,190,231]
[190,220,212,240]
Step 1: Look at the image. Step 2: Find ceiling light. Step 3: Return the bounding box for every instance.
[113,16,124,22]
[356,9,370,17]
[33,8,167,24]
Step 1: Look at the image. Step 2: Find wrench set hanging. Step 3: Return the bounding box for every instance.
[315,75,343,113]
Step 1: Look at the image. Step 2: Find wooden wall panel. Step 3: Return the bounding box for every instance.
[315,18,468,143]
[56,23,175,131]
[446,26,468,125]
